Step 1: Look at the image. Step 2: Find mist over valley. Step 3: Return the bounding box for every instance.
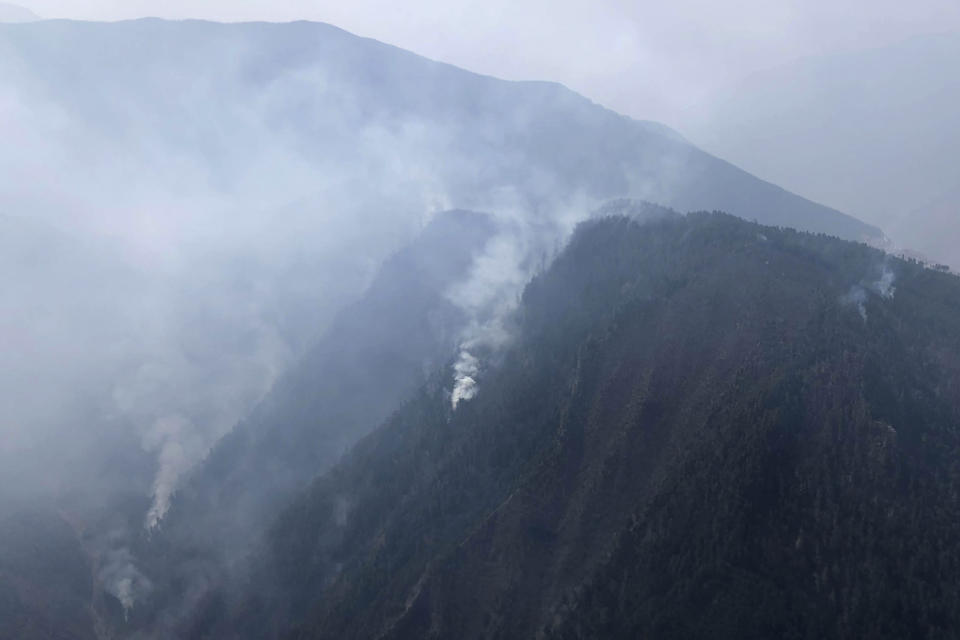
[1,6,959,639]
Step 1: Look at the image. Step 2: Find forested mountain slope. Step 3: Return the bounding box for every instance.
[170,210,497,550]
[0,17,909,639]
[0,499,96,640]
[214,211,960,639]
[0,23,884,610]
[106,210,499,636]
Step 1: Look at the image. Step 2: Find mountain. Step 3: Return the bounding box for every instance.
[0,17,883,519]
[906,184,960,267]
[682,32,960,266]
[0,18,880,244]
[171,210,498,550]
[0,20,884,588]
[0,19,881,636]
[0,497,97,640]
[0,3,38,23]
[192,209,960,639]
[0,17,903,639]
[102,210,500,636]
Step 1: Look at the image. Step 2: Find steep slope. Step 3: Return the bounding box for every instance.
[683,32,960,265]
[0,18,879,244]
[173,210,497,546]
[108,210,499,636]
[0,19,884,602]
[0,498,97,640]
[224,211,960,639]
[0,17,899,638]
[0,3,38,23]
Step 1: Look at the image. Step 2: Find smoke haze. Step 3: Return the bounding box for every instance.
[0,18,873,526]
[0,7,956,637]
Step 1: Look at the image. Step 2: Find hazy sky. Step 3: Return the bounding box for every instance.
[14,0,960,126]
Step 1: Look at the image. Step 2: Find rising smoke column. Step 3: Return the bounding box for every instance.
[444,229,526,409]
[96,526,153,617]
[142,414,203,530]
[841,257,897,321]
[873,261,896,298]
[450,350,479,409]
[444,197,590,409]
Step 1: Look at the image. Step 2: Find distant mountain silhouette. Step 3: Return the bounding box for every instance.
[0,3,39,23]
[0,18,880,243]
[684,33,960,266]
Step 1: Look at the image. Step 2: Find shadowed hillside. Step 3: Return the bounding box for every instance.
[203,210,960,639]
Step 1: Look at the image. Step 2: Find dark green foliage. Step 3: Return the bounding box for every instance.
[0,503,97,640]
[110,210,498,637]
[168,208,498,553]
[214,211,960,639]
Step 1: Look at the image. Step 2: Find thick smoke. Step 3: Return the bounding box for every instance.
[0,18,882,524]
[141,415,204,530]
[445,197,591,408]
[450,350,480,409]
[0,23,473,530]
[98,530,153,616]
[1,20,880,633]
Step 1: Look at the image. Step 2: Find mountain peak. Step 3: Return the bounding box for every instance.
[0,3,39,22]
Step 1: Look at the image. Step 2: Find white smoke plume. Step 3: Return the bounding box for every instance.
[841,258,897,321]
[445,195,593,409]
[872,262,896,298]
[445,222,532,409]
[97,528,153,616]
[451,350,480,409]
[0,26,483,536]
[841,285,869,321]
[142,415,204,530]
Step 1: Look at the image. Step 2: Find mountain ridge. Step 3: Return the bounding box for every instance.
[0,3,38,23]
[682,31,959,265]
[0,17,918,639]
[206,210,960,640]
[0,17,882,244]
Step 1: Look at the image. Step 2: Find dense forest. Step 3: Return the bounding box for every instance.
[99,210,500,636]
[122,208,960,639]
[2,11,957,640]
[0,500,97,640]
